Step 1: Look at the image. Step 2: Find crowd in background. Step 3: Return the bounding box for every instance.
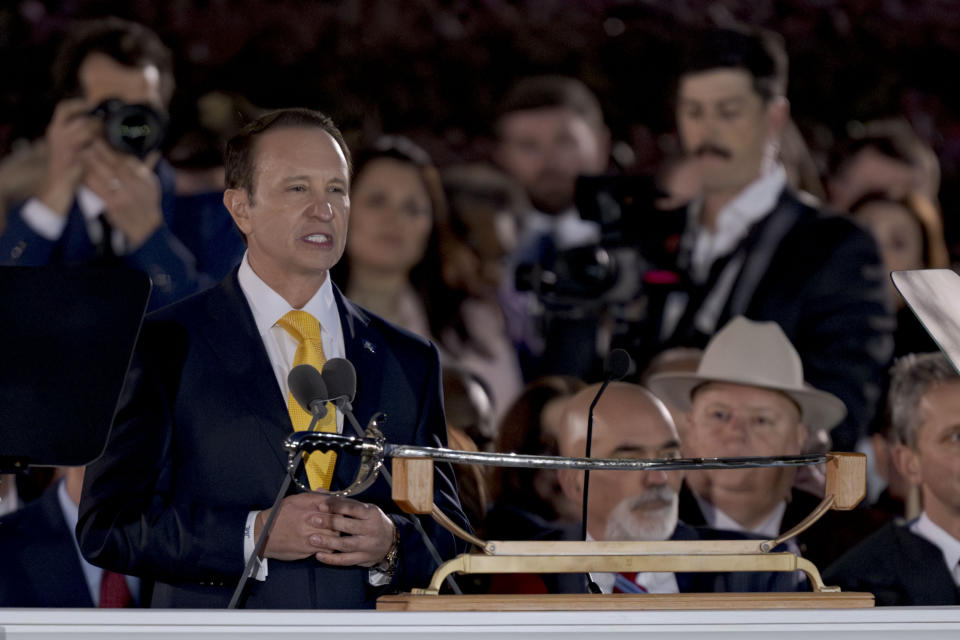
[1,2,959,608]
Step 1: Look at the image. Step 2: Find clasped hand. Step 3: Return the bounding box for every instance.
[255,492,396,568]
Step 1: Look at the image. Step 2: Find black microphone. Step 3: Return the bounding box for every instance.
[581,348,634,594]
[320,357,357,404]
[606,347,635,381]
[288,363,329,418]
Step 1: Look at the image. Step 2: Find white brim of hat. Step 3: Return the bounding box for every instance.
[647,372,848,433]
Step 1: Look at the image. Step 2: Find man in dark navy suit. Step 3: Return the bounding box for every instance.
[0,18,242,310]
[0,467,141,607]
[555,381,799,594]
[77,108,469,608]
[825,352,960,605]
[657,25,892,452]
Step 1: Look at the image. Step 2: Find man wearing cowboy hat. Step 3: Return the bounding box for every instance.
[648,316,888,571]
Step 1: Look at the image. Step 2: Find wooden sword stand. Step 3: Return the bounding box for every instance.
[377,452,875,611]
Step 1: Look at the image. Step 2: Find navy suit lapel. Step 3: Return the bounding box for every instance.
[895,525,960,604]
[331,285,385,490]
[34,488,96,607]
[199,271,292,469]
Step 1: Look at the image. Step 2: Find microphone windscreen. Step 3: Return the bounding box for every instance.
[288,364,328,413]
[606,348,635,380]
[322,358,357,403]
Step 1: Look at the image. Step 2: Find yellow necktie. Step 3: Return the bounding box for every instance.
[276,310,337,489]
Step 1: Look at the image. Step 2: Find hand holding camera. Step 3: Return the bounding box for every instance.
[37,96,169,249]
[83,138,163,250]
[37,98,97,216]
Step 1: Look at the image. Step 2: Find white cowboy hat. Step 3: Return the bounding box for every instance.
[646,316,847,432]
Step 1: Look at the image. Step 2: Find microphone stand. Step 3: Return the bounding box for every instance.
[579,348,632,594]
[227,410,324,609]
[580,378,611,594]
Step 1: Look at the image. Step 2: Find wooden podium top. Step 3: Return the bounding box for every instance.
[377,591,875,611]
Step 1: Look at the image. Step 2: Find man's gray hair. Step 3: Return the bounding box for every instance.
[889,352,958,447]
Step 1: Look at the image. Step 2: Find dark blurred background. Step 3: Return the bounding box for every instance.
[2,0,960,241]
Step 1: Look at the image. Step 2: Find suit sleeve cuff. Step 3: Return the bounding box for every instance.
[243,511,268,581]
[20,197,68,240]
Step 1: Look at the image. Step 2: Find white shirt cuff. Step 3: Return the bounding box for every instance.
[368,566,391,586]
[20,197,68,241]
[243,511,268,581]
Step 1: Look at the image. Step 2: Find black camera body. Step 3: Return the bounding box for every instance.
[514,174,689,377]
[516,175,685,310]
[90,99,168,158]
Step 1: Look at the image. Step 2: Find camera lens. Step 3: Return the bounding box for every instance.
[90,99,168,158]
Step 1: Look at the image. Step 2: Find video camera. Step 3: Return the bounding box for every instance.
[513,174,687,377]
[89,99,168,159]
[515,174,685,312]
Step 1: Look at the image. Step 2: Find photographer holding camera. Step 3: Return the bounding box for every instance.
[0,17,243,310]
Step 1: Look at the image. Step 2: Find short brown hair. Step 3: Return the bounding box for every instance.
[889,352,958,448]
[496,75,604,134]
[680,25,788,102]
[53,17,175,106]
[224,108,352,201]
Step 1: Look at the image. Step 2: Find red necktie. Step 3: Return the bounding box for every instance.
[99,570,133,608]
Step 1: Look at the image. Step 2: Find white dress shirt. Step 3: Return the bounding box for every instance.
[661,166,788,339]
[694,492,802,559]
[21,188,127,254]
[587,532,680,594]
[911,512,960,586]
[688,165,787,284]
[57,479,139,605]
[695,492,786,539]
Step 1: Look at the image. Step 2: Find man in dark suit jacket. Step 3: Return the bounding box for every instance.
[0,480,93,607]
[649,317,888,573]
[0,468,141,607]
[824,520,959,606]
[0,18,243,311]
[660,26,892,451]
[824,352,960,605]
[77,108,469,608]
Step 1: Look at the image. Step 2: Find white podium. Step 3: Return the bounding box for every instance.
[2,607,959,639]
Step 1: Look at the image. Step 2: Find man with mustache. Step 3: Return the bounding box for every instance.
[556,380,798,594]
[658,25,893,452]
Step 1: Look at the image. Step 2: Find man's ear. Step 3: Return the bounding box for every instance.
[557,467,583,503]
[766,96,790,138]
[223,188,251,236]
[892,442,923,486]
